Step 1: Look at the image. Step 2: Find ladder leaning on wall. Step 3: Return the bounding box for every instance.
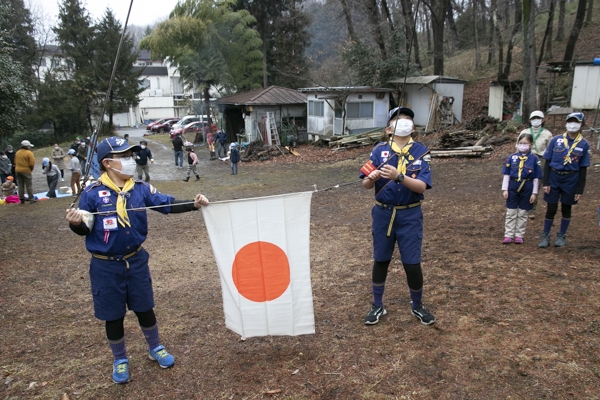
[265,112,280,146]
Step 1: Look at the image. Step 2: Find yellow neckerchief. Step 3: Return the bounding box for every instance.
[389,137,414,175]
[98,172,135,227]
[562,131,582,165]
[517,153,529,181]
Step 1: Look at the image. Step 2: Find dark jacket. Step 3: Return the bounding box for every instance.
[135,148,153,166]
[216,131,228,144]
[230,147,240,163]
[172,136,183,152]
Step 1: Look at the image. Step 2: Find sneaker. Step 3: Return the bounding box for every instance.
[555,233,567,247]
[195,176,200,181]
[60,178,65,182]
[364,304,387,325]
[502,237,512,244]
[412,303,435,325]
[148,345,175,368]
[538,232,550,248]
[514,237,524,244]
[29,199,37,203]
[112,359,130,384]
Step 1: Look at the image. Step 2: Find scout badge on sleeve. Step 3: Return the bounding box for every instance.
[361,160,377,176]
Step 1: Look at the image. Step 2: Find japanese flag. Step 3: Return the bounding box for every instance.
[201,192,315,338]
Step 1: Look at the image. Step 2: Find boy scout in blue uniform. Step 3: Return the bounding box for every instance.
[360,107,435,326]
[66,137,209,384]
[538,112,590,248]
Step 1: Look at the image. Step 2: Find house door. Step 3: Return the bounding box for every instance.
[334,105,343,135]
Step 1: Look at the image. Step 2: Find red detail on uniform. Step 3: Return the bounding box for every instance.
[361,160,376,176]
[99,190,110,197]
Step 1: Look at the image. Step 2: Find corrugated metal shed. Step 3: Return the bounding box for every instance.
[388,75,467,85]
[218,85,307,106]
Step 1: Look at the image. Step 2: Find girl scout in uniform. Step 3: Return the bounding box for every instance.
[66,137,209,384]
[538,112,590,248]
[360,107,435,326]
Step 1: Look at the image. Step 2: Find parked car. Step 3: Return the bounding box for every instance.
[170,121,208,139]
[146,118,176,131]
[151,118,180,133]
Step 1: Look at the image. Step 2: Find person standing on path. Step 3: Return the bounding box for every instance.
[51,144,67,181]
[172,133,184,168]
[216,130,228,158]
[360,107,435,326]
[229,143,240,175]
[67,149,81,196]
[538,112,590,248]
[14,140,36,204]
[134,140,154,182]
[182,147,200,182]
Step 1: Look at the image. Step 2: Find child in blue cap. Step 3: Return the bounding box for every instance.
[359,107,435,326]
[538,112,590,248]
[65,137,210,384]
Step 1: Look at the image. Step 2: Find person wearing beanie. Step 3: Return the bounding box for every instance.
[42,157,61,198]
[359,107,435,326]
[1,175,16,198]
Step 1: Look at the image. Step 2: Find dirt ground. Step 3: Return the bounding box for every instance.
[2,128,600,399]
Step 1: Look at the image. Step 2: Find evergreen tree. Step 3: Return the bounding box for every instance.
[94,8,144,129]
[235,0,311,88]
[53,0,96,131]
[0,0,37,89]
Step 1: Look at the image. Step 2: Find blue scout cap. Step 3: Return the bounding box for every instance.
[566,112,585,123]
[387,107,415,124]
[96,137,141,161]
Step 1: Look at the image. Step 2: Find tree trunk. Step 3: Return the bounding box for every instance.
[522,0,538,120]
[501,0,521,80]
[204,84,212,125]
[494,0,505,81]
[425,8,432,53]
[339,0,356,42]
[538,0,555,64]
[473,0,482,69]
[446,0,460,51]
[586,0,594,25]
[563,0,587,61]
[556,0,566,41]
[365,0,387,59]
[262,38,268,87]
[401,0,422,68]
[487,1,496,64]
[423,0,446,75]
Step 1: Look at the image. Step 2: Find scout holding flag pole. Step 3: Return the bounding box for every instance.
[359,106,435,326]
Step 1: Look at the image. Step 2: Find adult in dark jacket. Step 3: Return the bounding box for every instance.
[4,145,15,180]
[134,140,154,182]
[172,134,184,168]
[216,130,228,158]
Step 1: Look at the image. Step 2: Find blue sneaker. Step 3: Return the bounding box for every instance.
[112,358,130,384]
[148,345,175,368]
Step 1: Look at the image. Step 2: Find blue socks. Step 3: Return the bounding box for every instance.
[372,284,385,307]
[559,218,570,234]
[410,288,423,309]
[141,324,160,350]
[108,337,127,360]
[543,219,553,233]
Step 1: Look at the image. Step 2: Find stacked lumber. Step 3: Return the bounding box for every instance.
[430,145,493,158]
[328,128,386,150]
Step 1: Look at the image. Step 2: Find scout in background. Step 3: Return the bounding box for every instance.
[501,133,543,244]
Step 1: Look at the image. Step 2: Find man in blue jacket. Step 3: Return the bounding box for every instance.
[216,130,228,158]
[134,140,154,182]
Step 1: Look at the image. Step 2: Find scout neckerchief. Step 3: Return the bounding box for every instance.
[529,126,543,154]
[517,153,528,182]
[98,172,135,227]
[389,137,415,175]
[562,131,582,165]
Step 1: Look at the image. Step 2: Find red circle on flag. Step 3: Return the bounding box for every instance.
[232,241,290,302]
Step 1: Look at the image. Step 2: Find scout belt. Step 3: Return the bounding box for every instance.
[551,168,576,175]
[375,201,422,237]
[92,246,142,261]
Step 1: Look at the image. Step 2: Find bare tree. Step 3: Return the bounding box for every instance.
[400,0,422,68]
[473,0,482,69]
[538,0,556,64]
[556,0,566,41]
[522,0,538,119]
[586,0,594,25]
[501,0,521,80]
[563,0,588,61]
[364,0,387,59]
[339,0,357,42]
[422,0,446,75]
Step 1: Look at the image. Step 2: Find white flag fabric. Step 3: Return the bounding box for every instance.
[201,191,315,338]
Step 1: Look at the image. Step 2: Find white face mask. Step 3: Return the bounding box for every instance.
[517,144,531,153]
[390,119,413,137]
[140,145,146,149]
[108,156,136,177]
[530,119,543,128]
[566,122,581,133]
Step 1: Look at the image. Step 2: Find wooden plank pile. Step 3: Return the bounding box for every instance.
[430,145,493,158]
[241,140,287,162]
[327,128,386,151]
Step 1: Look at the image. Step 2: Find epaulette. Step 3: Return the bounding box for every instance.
[372,142,388,150]
[84,181,102,193]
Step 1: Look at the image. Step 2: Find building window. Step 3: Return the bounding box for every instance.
[51,58,60,68]
[40,58,46,67]
[308,100,324,117]
[156,77,160,89]
[346,102,373,119]
[140,79,150,90]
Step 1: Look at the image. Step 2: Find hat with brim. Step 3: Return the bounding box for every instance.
[529,110,544,119]
[96,137,141,161]
[566,112,585,123]
[387,107,415,124]
[21,140,33,148]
